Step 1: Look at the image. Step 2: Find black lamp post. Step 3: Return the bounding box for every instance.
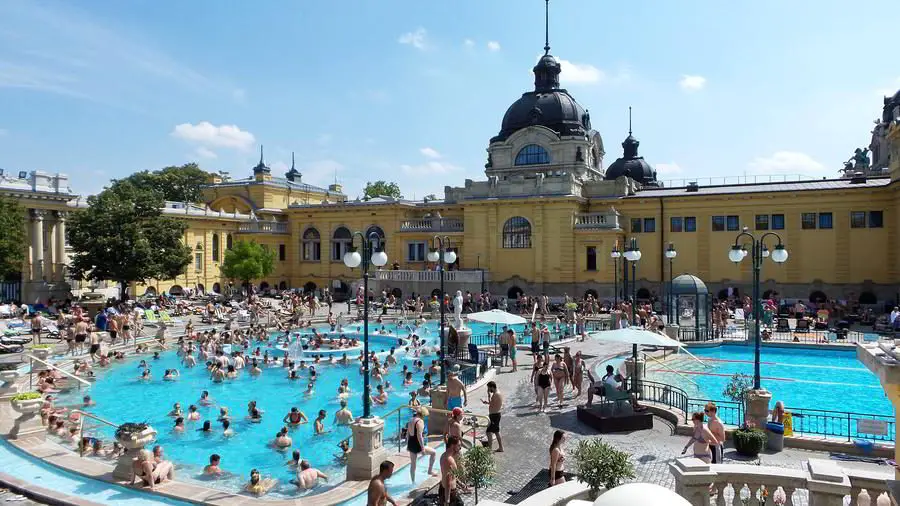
[610,243,620,308]
[343,231,389,418]
[428,236,457,386]
[728,227,789,390]
[623,237,641,394]
[665,242,677,323]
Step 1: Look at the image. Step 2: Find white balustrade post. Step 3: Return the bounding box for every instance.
[669,458,716,506]
[807,459,852,506]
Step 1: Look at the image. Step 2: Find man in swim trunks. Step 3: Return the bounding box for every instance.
[446,367,466,411]
[482,381,504,452]
[367,461,397,506]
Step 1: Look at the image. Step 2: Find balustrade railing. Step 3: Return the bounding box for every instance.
[574,212,620,230]
[237,221,289,234]
[399,217,464,233]
[373,270,486,284]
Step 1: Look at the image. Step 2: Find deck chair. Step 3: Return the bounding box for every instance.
[143,309,160,326]
[604,386,632,415]
[775,318,791,333]
[158,310,182,325]
[795,319,811,333]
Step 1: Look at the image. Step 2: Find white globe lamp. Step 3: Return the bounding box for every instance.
[592,483,692,506]
[343,250,362,268]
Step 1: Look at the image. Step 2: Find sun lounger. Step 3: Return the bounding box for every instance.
[143,309,160,327]
[158,310,182,325]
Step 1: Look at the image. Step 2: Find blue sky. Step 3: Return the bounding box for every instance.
[1,0,898,199]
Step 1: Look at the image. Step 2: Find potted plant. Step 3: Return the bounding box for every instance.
[733,423,767,457]
[114,422,156,449]
[573,438,635,499]
[10,392,43,415]
[456,444,496,504]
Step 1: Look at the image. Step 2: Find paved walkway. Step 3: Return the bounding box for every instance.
[458,337,894,504]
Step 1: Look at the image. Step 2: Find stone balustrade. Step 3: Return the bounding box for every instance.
[670,457,893,506]
[574,212,620,230]
[399,217,464,233]
[373,269,486,284]
[237,221,289,234]
[161,201,254,221]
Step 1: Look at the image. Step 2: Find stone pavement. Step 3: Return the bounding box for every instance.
[458,337,894,504]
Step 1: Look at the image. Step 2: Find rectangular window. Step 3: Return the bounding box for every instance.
[850,211,866,229]
[631,218,642,234]
[801,213,816,229]
[684,216,697,232]
[194,252,202,271]
[726,215,740,231]
[771,214,785,230]
[869,211,884,228]
[643,218,656,233]
[711,216,725,232]
[407,241,427,262]
[818,212,833,229]
[755,214,769,231]
[279,244,286,261]
[586,246,597,271]
[670,217,683,233]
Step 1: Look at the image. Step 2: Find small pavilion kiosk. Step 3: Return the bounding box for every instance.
[671,274,712,342]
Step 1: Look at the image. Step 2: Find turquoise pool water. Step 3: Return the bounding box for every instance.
[647,344,893,419]
[54,318,550,499]
[0,439,191,505]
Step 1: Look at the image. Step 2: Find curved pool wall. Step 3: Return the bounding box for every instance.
[648,342,894,418]
[50,319,491,499]
[0,438,193,506]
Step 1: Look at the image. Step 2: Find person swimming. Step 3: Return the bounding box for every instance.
[199,391,214,406]
[198,420,212,433]
[173,417,185,432]
[314,410,328,435]
[187,405,201,421]
[283,407,308,426]
[168,403,182,417]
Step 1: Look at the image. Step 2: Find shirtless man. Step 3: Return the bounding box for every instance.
[73,318,88,355]
[367,461,397,506]
[295,460,327,489]
[445,407,464,440]
[334,400,353,425]
[439,436,465,506]
[482,381,504,452]
[445,368,467,411]
[705,402,726,463]
[88,330,102,363]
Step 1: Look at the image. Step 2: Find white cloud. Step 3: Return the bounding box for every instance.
[655,162,683,175]
[463,39,475,48]
[559,59,604,85]
[486,41,501,52]
[194,146,217,159]
[679,75,707,91]
[171,121,256,151]
[400,161,462,176]
[398,28,427,50]
[419,147,441,159]
[746,151,825,176]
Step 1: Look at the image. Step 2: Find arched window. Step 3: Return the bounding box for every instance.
[303,227,321,261]
[211,234,220,262]
[332,226,352,261]
[366,225,386,251]
[226,234,233,250]
[502,217,532,249]
[514,144,550,165]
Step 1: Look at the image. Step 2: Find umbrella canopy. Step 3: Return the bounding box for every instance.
[466,309,527,326]
[588,327,684,348]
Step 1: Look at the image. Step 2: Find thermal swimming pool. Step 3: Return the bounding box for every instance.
[52,318,563,499]
[646,343,894,436]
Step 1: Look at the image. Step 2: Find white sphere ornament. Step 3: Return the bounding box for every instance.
[728,246,744,263]
[444,251,457,264]
[592,483,692,506]
[371,250,388,267]
[343,250,362,268]
[771,245,789,263]
[427,250,440,262]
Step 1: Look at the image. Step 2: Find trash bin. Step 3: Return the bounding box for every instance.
[766,422,784,451]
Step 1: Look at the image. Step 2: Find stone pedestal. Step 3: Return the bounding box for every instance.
[112,428,157,479]
[428,386,450,436]
[30,349,50,373]
[745,389,772,429]
[456,328,471,355]
[346,416,388,481]
[9,398,45,441]
[624,357,646,383]
[665,325,680,341]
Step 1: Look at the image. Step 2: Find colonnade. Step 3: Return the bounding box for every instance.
[27,209,68,284]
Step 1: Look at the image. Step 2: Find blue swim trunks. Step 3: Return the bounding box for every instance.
[447,396,462,410]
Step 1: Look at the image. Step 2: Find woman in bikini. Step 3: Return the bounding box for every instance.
[571,351,585,397]
[535,361,552,413]
[682,411,719,463]
[550,354,569,409]
[549,430,566,486]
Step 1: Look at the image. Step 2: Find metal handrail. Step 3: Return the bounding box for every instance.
[0,342,93,389]
[642,352,698,387]
[71,409,120,457]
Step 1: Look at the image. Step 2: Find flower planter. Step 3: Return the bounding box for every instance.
[10,397,43,415]
[112,426,157,479]
[31,348,50,361]
[115,427,157,450]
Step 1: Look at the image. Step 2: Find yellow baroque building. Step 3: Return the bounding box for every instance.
[4,52,900,308]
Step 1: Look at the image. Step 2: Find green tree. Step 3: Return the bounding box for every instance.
[67,180,192,299]
[363,180,402,200]
[113,163,212,203]
[0,197,26,280]
[220,240,275,286]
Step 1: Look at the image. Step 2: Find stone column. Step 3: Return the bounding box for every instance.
[55,211,67,281]
[346,417,388,480]
[31,210,45,281]
[428,385,450,436]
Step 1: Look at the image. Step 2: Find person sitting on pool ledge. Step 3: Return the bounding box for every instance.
[133,449,174,490]
[294,460,328,490]
[284,407,308,425]
[245,468,277,497]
